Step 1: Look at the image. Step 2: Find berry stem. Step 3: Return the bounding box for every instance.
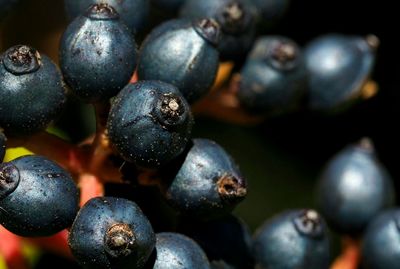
[330,237,360,269]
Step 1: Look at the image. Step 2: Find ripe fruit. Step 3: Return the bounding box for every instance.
[149,232,210,268]
[237,36,307,115]
[107,80,193,168]
[0,45,67,136]
[361,209,400,269]
[0,130,6,162]
[304,34,377,111]
[253,209,331,269]
[59,3,137,103]
[161,139,247,219]
[138,18,220,103]
[0,155,79,237]
[316,138,395,234]
[68,197,155,269]
[64,0,149,33]
[180,0,256,60]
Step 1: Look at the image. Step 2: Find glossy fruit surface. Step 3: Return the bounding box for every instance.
[0,155,79,237]
[69,196,155,269]
[180,0,256,60]
[64,0,149,33]
[161,139,247,219]
[0,45,67,136]
[107,80,193,168]
[316,138,395,234]
[59,4,137,103]
[361,209,400,269]
[0,130,6,162]
[178,215,254,268]
[237,36,307,115]
[304,34,377,111]
[138,18,220,103]
[150,232,210,269]
[253,209,331,269]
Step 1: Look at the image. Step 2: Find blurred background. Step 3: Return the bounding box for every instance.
[0,0,397,266]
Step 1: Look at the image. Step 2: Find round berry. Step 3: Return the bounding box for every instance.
[238,36,307,115]
[0,155,79,237]
[161,139,247,219]
[60,3,137,103]
[316,138,395,234]
[304,34,377,111]
[64,0,149,33]
[138,19,220,103]
[68,197,155,269]
[361,209,400,269]
[0,45,67,136]
[106,80,193,168]
[0,130,6,162]
[253,209,331,269]
[149,232,210,268]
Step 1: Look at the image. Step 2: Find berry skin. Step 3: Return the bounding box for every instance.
[178,215,254,268]
[180,0,256,60]
[304,34,377,111]
[0,45,67,136]
[151,0,186,12]
[237,36,307,115]
[68,197,156,269]
[59,4,137,103]
[253,209,331,269]
[0,130,6,162]
[316,138,395,234]
[106,80,193,169]
[0,155,79,237]
[149,232,210,269]
[361,209,400,269]
[138,19,220,103]
[161,139,247,219]
[64,0,149,33]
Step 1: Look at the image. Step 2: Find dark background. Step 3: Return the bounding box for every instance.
[0,0,397,241]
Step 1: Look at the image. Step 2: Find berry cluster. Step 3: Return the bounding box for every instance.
[0,0,395,269]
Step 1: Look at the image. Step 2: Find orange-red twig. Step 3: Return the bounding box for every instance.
[331,238,360,269]
[0,226,29,269]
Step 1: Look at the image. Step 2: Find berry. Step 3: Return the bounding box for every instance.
[151,0,186,12]
[68,197,156,269]
[64,0,149,33]
[106,80,193,168]
[0,155,79,237]
[178,215,254,268]
[180,0,256,60]
[253,209,331,269]
[237,36,307,115]
[161,139,247,219]
[138,18,220,103]
[59,4,137,103]
[361,209,400,269]
[0,130,6,162]
[0,45,67,136]
[304,34,377,111]
[316,138,395,234]
[148,232,210,268]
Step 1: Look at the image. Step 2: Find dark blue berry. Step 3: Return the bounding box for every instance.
[0,130,6,162]
[180,0,256,60]
[361,209,400,269]
[178,215,254,268]
[304,34,377,111]
[0,155,79,237]
[64,0,149,33]
[149,232,210,268]
[0,45,67,136]
[316,138,395,234]
[253,209,331,269]
[106,80,193,169]
[60,4,137,103]
[151,0,186,12]
[138,19,220,103]
[237,36,307,115]
[161,139,247,219]
[68,197,155,269]
[249,0,290,26]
